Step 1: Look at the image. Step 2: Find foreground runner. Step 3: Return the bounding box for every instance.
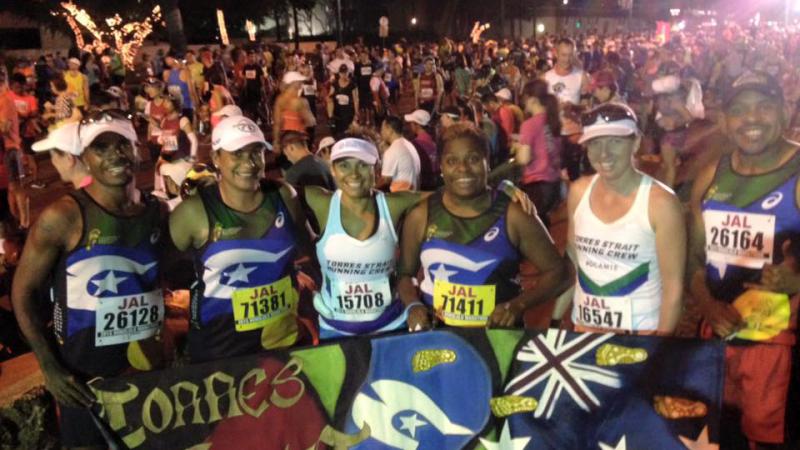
[397,123,570,330]
[12,112,164,449]
[556,103,685,334]
[688,72,800,449]
[169,116,315,362]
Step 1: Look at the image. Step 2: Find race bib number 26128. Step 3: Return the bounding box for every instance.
[95,290,164,346]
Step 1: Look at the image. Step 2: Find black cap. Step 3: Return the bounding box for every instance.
[724,71,783,108]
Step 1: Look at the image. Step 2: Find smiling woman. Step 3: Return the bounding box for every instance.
[396,123,570,331]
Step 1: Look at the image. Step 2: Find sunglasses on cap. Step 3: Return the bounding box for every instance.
[581,104,638,127]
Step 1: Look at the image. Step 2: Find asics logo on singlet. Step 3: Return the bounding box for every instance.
[150,229,160,244]
[761,192,783,210]
[275,212,285,228]
[484,226,500,242]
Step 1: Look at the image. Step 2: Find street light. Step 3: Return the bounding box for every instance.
[563,0,568,4]
[670,8,681,17]
[411,17,417,26]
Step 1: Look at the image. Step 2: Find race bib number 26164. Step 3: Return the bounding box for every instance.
[703,210,775,269]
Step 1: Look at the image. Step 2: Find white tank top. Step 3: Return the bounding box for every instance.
[314,191,406,337]
[544,68,584,105]
[571,174,662,332]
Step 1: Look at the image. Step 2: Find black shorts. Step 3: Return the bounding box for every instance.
[58,403,107,447]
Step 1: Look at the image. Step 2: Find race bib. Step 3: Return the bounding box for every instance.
[420,87,434,99]
[331,279,391,317]
[703,210,775,269]
[161,134,178,152]
[433,280,495,327]
[245,70,257,80]
[231,276,298,332]
[13,99,29,115]
[303,85,316,96]
[733,289,791,341]
[361,66,372,76]
[575,293,633,331]
[384,73,392,82]
[95,290,164,346]
[336,94,350,106]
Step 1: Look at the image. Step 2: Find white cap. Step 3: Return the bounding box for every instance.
[79,116,138,150]
[282,71,306,85]
[317,136,336,153]
[651,75,681,95]
[495,88,513,101]
[31,122,81,155]
[211,115,271,152]
[159,159,193,186]
[578,103,640,145]
[404,109,431,126]
[68,57,81,67]
[211,104,243,118]
[330,138,379,165]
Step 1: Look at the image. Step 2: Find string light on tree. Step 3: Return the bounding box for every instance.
[54,2,161,69]
[470,21,491,43]
[246,20,257,42]
[217,9,230,46]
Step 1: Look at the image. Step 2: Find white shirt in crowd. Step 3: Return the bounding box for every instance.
[382,137,420,192]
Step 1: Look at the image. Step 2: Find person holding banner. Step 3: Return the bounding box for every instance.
[305,135,536,338]
[396,123,570,330]
[12,111,165,449]
[556,103,685,335]
[169,115,316,363]
[688,71,800,449]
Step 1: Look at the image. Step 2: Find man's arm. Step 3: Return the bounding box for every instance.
[687,161,743,337]
[11,198,93,407]
[650,184,686,335]
[168,194,206,251]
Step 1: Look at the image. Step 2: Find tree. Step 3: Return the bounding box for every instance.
[160,0,187,54]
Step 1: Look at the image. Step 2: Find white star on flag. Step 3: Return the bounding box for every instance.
[599,436,627,450]
[479,420,531,450]
[430,263,458,283]
[397,413,427,438]
[504,329,621,420]
[679,426,719,450]
[225,263,257,284]
[91,271,127,295]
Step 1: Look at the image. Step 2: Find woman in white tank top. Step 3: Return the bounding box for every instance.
[554,103,686,334]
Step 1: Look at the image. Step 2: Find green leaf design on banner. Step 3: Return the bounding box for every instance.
[486,329,524,381]
[291,344,346,419]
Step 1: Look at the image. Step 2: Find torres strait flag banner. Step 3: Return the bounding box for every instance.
[88,329,724,450]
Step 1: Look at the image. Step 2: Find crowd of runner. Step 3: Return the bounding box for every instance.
[1,19,800,449]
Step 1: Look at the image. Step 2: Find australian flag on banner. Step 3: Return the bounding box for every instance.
[499,329,724,450]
